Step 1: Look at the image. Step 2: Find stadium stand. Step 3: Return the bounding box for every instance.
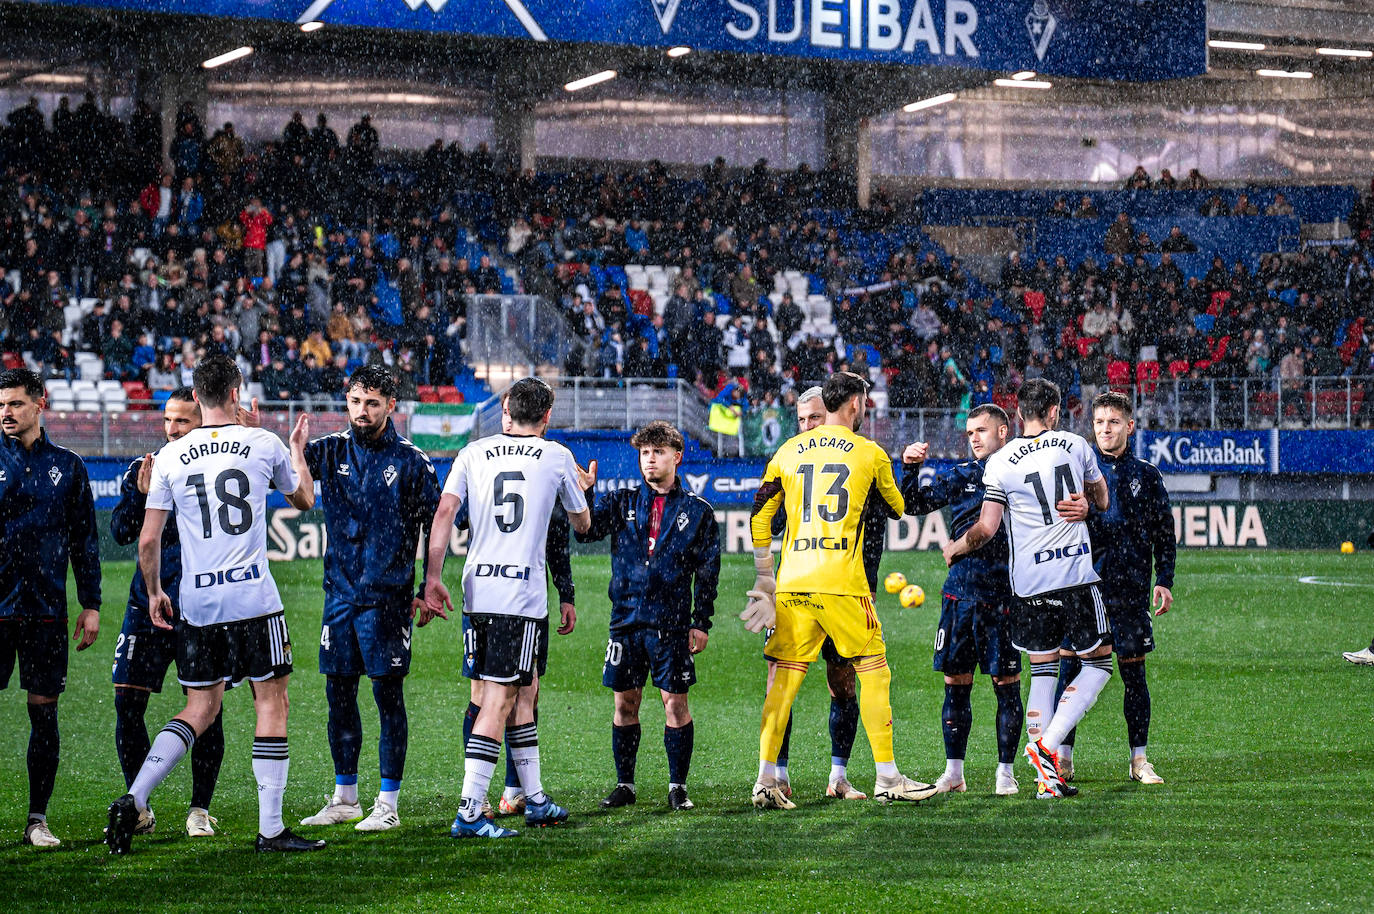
[2,97,1373,437]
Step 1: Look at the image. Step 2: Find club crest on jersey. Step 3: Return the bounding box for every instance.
[1130,478,1142,497]
[625,507,636,522]
[337,463,350,476]
[48,465,62,486]
[677,512,688,531]
[384,464,398,486]
[0,468,7,482]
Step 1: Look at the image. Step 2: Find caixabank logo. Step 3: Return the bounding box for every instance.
[1142,430,1272,473]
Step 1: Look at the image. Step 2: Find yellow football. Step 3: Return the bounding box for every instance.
[1341,541,1355,554]
[884,571,907,594]
[899,584,926,608]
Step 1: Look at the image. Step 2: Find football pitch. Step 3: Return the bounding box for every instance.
[2,550,1372,913]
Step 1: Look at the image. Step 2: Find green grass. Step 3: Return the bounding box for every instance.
[3,550,1373,913]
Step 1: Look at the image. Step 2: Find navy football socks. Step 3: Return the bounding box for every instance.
[190,709,225,811]
[993,680,1024,765]
[1055,655,1083,748]
[664,721,693,785]
[372,677,408,786]
[941,684,973,761]
[27,703,59,819]
[325,675,362,783]
[829,696,859,764]
[1120,659,1151,751]
[612,723,641,785]
[114,688,151,789]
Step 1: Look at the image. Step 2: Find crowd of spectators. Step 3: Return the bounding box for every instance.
[3,97,1373,425]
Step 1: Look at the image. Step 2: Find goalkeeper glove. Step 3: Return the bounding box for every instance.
[740,548,777,633]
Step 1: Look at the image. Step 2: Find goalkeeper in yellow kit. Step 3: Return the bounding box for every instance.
[743,371,938,808]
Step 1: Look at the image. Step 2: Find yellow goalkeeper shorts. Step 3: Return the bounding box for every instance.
[764,592,885,663]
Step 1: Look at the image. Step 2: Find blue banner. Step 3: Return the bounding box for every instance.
[1136,430,1277,475]
[19,0,1207,80]
[1278,430,1374,475]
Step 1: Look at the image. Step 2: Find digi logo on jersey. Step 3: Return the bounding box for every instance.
[1032,542,1091,565]
[193,562,263,588]
[791,536,849,552]
[472,563,532,580]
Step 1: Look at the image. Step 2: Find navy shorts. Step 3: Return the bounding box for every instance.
[462,613,546,686]
[933,593,1021,678]
[1106,601,1155,658]
[604,628,697,694]
[0,618,67,697]
[320,594,414,679]
[1011,583,1113,656]
[764,634,846,666]
[112,609,179,692]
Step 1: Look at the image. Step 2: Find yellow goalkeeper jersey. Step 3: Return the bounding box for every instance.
[751,424,904,596]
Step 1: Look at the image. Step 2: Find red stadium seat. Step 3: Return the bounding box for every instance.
[2,352,22,370]
[1076,337,1098,359]
[1136,360,1161,394]
[418,385,439,403]
[1167,359,1190,378]
[1107,360,1131,390]
[438,386,464,404]
[993,390,1018,416]
[1315,391,1350,421]
[628,289,654,316]
[1192,360,1211,372]
[1251,391,1277,419]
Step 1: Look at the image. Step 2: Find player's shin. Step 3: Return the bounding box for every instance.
[506,722,546,805]
[993,680,1024,766]
[760,661,808,777]
[613,723,642,786]
[113,689,151,789]
[325,676,362,805]
[1120,659,1150,757]
[26,703,59,819]
[829,696,859,777]
[460,734,501,822]
[252,736,290,839]
[131,718,195,810]
[190,709,225,812]
[1025,661,1059,743]
[853,656,896,772]
[1042,657,1113,752]
[1054,655,1083,758]
[373,678,407,808]
[941,683,973,781]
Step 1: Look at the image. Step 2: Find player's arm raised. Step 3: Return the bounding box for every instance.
[285,414,315,510]
[566,458,597,534]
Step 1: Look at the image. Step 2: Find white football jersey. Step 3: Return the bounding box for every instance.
[443,433,587,619]
[982,429,1103,598]
[146,424,299,626]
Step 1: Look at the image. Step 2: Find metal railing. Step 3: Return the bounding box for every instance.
[41,374,1374,458]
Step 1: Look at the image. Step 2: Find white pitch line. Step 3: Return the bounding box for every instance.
[1297,576,1374,588]
[502,0,548,40]
[296,0,336,24]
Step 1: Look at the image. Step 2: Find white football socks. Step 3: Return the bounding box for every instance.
[252,737,290,839]
[1042,664,1112,752]
[131,719,195,809]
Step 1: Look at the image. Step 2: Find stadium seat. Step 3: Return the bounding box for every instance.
[2,352,22,370]
[1076,337,1098,359]
[417,385,440,403]
[1251,391,1278,420]
[628,289,653,316]
[1107,360,1131,389]
[1136,360,1161,394]
[438,386,463,404]
[1168,360,1191,378]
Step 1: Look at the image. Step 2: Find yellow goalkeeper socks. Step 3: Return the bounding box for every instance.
[760,661,808,765]
[854,656,895,766]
